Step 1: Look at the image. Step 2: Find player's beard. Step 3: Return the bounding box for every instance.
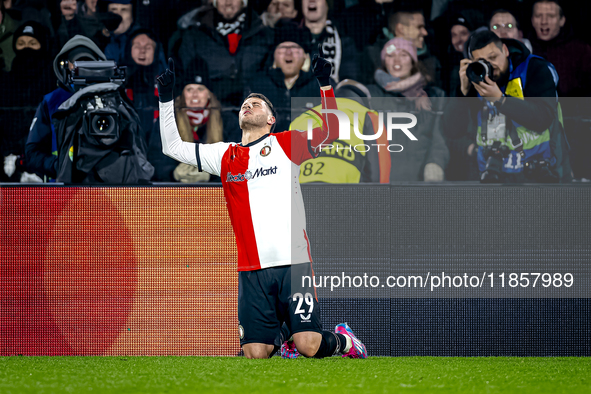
[240,113,268,130]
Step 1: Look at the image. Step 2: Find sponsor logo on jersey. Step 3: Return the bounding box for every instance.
[226,166,278,182]
[260,145,271,157]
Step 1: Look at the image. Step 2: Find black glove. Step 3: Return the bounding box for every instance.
[156,58,175,103]
[311,45,333,87]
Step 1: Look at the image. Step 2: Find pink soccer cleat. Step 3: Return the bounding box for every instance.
[280,338,300,359]
[335,323,368,359]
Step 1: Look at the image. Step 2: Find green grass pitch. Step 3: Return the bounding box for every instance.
[1,357,590,393]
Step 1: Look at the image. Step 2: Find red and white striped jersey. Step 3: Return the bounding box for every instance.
[159,88,339,271]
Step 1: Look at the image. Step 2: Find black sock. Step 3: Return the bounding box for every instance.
[280,322,291,343]
[313,331,348,358]
[335,333,348,353]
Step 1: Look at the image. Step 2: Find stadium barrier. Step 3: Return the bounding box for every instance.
[1,184,590,356]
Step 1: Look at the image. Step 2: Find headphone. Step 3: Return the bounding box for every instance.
[213,0,248,7]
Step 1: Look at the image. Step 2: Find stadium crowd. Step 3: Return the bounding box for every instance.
[1,0,590,183]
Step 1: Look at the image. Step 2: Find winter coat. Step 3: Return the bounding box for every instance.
[530,26,591,100]
[176,5,274,107]
[0,11,19,71]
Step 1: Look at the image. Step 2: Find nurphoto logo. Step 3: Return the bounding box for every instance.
[306,109,418,153]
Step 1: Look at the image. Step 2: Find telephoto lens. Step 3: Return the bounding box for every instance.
[466,59,493,83]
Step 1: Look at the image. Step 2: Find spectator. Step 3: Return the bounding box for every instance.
[442,30,570,183]
[367,38,449,182]
[76,0,116,49]
[442,14,472,97]
[103,0,139,65]
[25,35,106,180]
[529,0,591,179]
[123,28,167,143]
[439,14,479,180]
[299,0,359,82]
[489,9,532,53]
[363,8,442,88]
[529,0,591,97]
[0,21,53,182]
[244,20,328,133]
[176,0,274,107]
[149,57,239,182]
[261,0,300,28]
[0,0,19,71]
[333,0,396,52]
[54,0,87,50]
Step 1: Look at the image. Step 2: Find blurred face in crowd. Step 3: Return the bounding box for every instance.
[384,49,414,80]
[532,2,565,41]
[85,0,98,14]
[396,13,428,49]
[216,0,243,20]
[268,0,298,19]
[183,84,210,109]
[239,97,273,129]
[108,3,133,35]
[60,0,77,20]
[451,25,470,53]
[15,36,41,51]
[490,12,519,39]
[131,34,156,66]
[303,0,328,23]
[470,42,509,82]
[274,41,306,79]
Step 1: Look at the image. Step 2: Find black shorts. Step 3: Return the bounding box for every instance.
[238,263,322,347]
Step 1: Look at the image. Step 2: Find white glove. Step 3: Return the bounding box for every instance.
[424,163,444,182]
[4,154,17,178]
[173,163,210,183]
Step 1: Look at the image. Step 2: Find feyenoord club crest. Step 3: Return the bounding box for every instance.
[260,145,271,157]
[239,324,245,339]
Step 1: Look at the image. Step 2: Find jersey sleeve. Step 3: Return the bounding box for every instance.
[197,142,231,177]
[276,86,341,166]
[158,100,198,166]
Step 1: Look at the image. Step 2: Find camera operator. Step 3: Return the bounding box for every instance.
[25,35,106,181]
[443,30,570,183]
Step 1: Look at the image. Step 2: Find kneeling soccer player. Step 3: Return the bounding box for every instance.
[156,54,367,359]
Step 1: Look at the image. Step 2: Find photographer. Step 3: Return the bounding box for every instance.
[443,30,570,183]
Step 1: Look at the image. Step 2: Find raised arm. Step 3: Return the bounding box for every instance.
[279,51,341,165]
[156,58,199,167]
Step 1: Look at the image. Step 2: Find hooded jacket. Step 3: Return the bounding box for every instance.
[25,35,106,178]
[122,28,167,143]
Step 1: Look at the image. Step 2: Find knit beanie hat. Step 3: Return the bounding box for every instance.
[380,37,418,63]
[273,19,312,53]
[12,21,49,53]
[176,57,212,98]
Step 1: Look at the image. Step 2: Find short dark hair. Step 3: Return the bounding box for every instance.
[389,9,424,31]
[533,0,564,18]
[244,93,275,117]
[467,30,503,58]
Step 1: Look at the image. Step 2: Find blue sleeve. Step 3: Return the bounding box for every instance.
[25,100,57,178]
[105,43,118,62]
